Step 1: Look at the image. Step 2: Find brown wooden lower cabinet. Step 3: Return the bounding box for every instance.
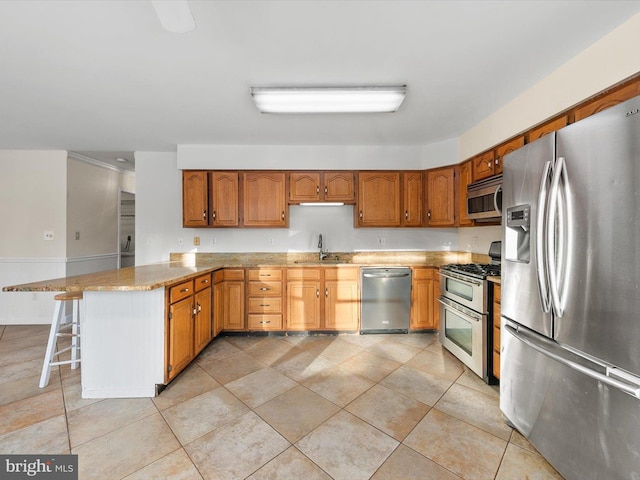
[247,268,283,331]
[166,274,214,382]
[286,268,322,330]
[492,283,501,379]
[213,269,245,331]
[410,267,439,330]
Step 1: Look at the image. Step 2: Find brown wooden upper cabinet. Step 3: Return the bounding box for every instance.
[356,172,401,227]
[183,171,209,227]
[494,136,524,174]
[289,172,355,204]
[456,160,474,227]
[472,150,496,181]
[527,116,568,143]
[573,81,640,122]
[210,171,239,227]
[426,166,456,227]
[243,172,288,227]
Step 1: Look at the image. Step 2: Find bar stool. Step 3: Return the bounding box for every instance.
[39,291,82,388]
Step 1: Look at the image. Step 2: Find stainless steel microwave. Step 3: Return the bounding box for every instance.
[466,175,502,221]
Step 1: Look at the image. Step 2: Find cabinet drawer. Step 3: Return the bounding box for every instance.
[248,281,282,296]
[214,269,245,283]
[248,314,283,330]
[286,268,321,280]
[324,267,359,281]
[248,297,282,313]
[411,267,434,280]
[248,269,282,281]
[169,280,194,304]
[194,273,211,292]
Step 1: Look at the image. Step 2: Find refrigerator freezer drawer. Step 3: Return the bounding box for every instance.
[500,318,640,480]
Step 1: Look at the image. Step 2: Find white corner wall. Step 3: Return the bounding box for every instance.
[459,11,640,159]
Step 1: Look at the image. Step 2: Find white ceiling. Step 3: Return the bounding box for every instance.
[1,0,640,166]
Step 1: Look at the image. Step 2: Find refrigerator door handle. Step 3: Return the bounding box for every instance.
[536,160,552,313]
[505,323,640,399]
[547,157,570,318]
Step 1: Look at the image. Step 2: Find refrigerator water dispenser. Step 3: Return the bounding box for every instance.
[505,205,531,263]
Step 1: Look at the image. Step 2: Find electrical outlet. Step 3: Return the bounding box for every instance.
[211,237,217,246]
[268,237,274,246]
[193,236,200,246]
[178,238,184,246]
[43,231,54,241]
[377,237,386,246]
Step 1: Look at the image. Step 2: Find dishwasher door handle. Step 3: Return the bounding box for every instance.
[363,272,410,278]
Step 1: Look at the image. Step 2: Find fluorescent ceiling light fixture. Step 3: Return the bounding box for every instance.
[151,0,196,33]
[299,202,345,206]
[249,86,407,113]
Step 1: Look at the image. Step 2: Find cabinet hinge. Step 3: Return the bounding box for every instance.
[168,312,172,320]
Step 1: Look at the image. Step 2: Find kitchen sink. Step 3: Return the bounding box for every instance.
[293,257,349,265]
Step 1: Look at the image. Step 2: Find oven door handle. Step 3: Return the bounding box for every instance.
[439,270,482,286]
[438,297,482,322]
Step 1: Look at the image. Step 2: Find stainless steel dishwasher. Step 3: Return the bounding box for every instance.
[361,267,412,333]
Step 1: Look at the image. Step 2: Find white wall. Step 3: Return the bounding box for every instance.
[0,151,68,324]
[136,151,459,264]
[459,11,640,160]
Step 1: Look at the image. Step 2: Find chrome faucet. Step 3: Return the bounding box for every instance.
[318,234,328,261]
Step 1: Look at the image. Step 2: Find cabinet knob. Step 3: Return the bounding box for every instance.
[405,210,409,219]
[316,185,320,194]
[180,288,190,293]
[324,186,328,194]
[259,287,269,291]
[259,304,270,307]
[197,303,202,313]
[487,161,492,168]
[203,210,207,219]
[359,210,363,219]
[325,288,328,297]
[259,320,271,324]
[316,289,320,297]
[212,211,216,220]
[427,210,431,219]
[495,156,500,165]
[281,211,285,220]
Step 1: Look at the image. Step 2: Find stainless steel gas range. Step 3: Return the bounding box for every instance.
[438,242,501,383]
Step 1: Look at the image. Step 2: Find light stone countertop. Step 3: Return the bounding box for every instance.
[3,251,475,293]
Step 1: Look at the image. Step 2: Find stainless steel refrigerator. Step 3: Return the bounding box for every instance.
[501,96,640,480]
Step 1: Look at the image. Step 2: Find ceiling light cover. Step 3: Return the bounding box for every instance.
[250,86,406,113]
[151,0,196,33]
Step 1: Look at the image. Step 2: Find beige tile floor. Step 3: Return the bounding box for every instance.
[0,324,565,480]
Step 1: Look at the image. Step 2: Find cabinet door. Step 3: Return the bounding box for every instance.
[323,172,355,203]
[494,136,524,175]
[210,172,239,227]
[286,270,321,330]
[402,172,423,226]
[213,282,224,337]
[410,268,435,330]
[472,151,495,181]
[324,272,359,330]
[168,296,194,380]
[183,171,208,227]
[357,172,401,227]
[289,172,321,203]
[243,172,288,227]
[194,287,212,354]
[223,281,245,330]
[573,81,640,122]
[527,116,568,143]
[457,160,474,227]
[426,167,455,227]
